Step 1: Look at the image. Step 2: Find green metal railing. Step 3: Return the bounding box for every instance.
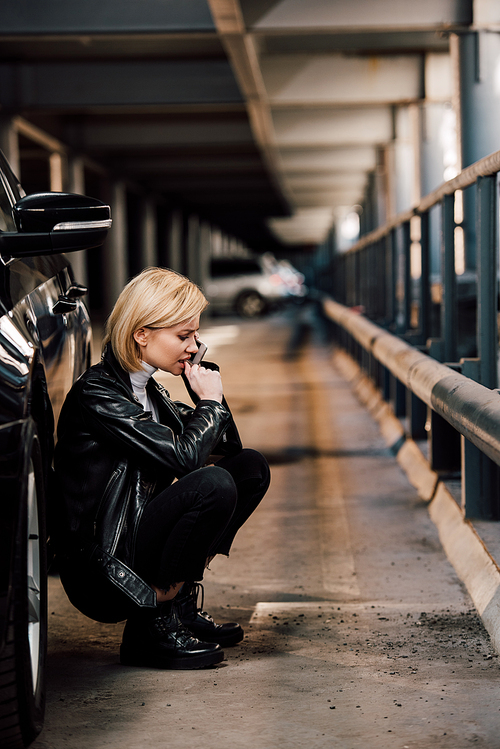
[326,150,500,520]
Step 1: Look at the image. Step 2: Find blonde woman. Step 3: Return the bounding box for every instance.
[54,267,270,670]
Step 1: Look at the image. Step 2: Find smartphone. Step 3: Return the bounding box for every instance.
[191,339,208,365]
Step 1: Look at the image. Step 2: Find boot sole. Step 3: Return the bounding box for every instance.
[120,645,224,670]
[194,629,244,647]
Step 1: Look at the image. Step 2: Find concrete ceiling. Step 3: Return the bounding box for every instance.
[0,0,468,251]
[209,0,465,246]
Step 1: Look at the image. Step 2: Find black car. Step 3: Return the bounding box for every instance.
[0,151,111,748]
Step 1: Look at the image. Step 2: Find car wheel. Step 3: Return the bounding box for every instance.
[235,291,266,318]
[0,431,47,748]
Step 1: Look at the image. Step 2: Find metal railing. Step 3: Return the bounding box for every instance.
[326,150,500,520]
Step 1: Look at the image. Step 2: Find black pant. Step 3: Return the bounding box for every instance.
[134,449,270,590]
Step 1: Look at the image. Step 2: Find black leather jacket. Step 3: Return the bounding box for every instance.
[53,345,241,622]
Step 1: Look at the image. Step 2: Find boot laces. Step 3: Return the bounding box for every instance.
[153,602,196,642]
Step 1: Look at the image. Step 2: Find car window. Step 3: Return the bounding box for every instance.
[0,173,16,232]
[210,259,261,278]
[4,254,67,309]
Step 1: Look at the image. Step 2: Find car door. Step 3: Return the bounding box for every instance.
[0,150,110,749]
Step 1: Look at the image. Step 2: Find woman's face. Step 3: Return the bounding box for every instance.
[133,315,200,375]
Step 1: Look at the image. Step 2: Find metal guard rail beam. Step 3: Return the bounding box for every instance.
[346,148,500,254]
[324,298,500,467]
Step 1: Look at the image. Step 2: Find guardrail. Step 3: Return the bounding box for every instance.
[327,149,500,521]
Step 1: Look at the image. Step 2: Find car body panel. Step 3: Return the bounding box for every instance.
[0,150,109,737]
[0,255,91,653]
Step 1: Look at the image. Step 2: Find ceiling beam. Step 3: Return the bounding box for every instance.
[286,173,368,189]
[267,208,339,245]
[0,32,223,62]
[261,53,424,106]
[279,146,377,172]
[271,107,394,147]
[0,60,243,109]
[76,119,254,149]
[117,155,266,173]
[240,0,471,32]
[2,0,215,34]
[207,0,292,212]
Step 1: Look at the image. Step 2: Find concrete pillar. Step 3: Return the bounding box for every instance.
[455,28,500,268]
[186,214,201,285]
[140,198,157,269]
[211,227,223,257]
[420,103,456,195]
[198,222,212,290]
[419,103,457,282]
[419,51,457,282]
[49,152,66,192]
[168,209,183,272]
[374,147,388,228]
[381,104,421,220]
[156,204,168,268]
[0,117,20,178]
[393,107,415,215]
[361,171,377,233]
[68,156,85,194]
[103,181,128,313]
[422,51,456,187]
[67,156,88,287]
[458,31,500,167]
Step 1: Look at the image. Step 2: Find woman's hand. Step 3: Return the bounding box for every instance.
[183,362,223,403]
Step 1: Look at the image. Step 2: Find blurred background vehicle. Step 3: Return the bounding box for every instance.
[0,151,111,749]
[204,253,306,318]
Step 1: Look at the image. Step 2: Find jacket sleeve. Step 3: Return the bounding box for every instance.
[73,371,231,478]
[180,361,243,456]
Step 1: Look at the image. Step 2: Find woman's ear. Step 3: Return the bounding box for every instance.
[133,327,149,348]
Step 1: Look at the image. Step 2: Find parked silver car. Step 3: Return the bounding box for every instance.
[204,255,305,318]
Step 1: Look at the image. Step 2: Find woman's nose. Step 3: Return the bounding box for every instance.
[186,339,198,353]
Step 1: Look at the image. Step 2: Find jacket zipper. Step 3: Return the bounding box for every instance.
[93,465,124,537]
[128,480,156,567]
[110,488,129,556]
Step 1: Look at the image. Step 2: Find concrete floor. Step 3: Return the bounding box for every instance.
[32,314,500,749]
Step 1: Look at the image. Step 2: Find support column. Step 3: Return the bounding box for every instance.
[140,198,157,269]
[420,102,456,193]
[441,193,457,363]
[49,152,66,192]
[458,31,500,169]
[186,214,201,286]
[419,51,456,302]
[67,156,88,287]
[385,229,396,326]
[198,222,212,291]
[419,211,431,343]
[456,29,500,270]
[168,209,183,273]
[393,106,415,215]
[0,117,20,177]
[103,181,128,313]
[402,220,411,333]
[476,174,498,390]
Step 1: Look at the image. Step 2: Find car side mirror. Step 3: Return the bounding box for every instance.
[0,192,112,258]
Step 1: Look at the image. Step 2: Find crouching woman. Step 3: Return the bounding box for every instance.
[53,267,270,670]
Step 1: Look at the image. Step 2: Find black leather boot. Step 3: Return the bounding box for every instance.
[176,582,244,646]
[120,599,224,669]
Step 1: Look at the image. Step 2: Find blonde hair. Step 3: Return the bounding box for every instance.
[102,267,208,372]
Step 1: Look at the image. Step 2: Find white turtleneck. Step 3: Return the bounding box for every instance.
[129,361,159,421]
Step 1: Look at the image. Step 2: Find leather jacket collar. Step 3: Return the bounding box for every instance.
[102,343,135,392]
